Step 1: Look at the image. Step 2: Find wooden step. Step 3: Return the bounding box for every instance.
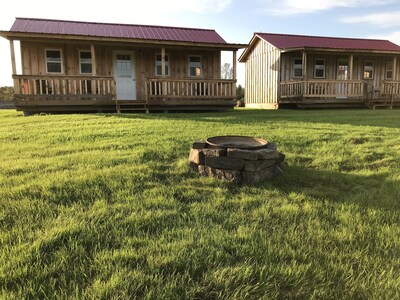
[116,100,149,113]
[297,102,367,109]
[372,104,394,109]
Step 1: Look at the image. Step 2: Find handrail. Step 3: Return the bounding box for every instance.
[13,75,115,97]
[146,78,236,98]
[280,80,365,99]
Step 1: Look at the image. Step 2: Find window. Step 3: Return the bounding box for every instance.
[385,61,393,80]
[364,61,374,79]
[155,53,169,76]
[45,49,63,73]
[116,54,132,77]
[337,59,349,80]
[293,58,303,78]
[314,59,325,78]
[188,55,202,77]
[79,51,92,74]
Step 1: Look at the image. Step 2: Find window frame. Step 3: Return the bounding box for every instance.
[155,53,170,77]
[314,58,325,79]
[293,58,303,78]
[363,60,374,80]
[385,60,393,80]
[79,50,92,74]
[45,49,64,74]
[188,55,203,78]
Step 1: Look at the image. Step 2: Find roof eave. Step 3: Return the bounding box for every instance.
[238,34,261,62]
[1,31,246,50]
[281,47,400,55]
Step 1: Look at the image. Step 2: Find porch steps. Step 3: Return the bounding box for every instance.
[372,104,394,109]
[116,100,148,113]
[297,100,366,109]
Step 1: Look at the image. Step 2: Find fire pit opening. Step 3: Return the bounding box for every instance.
[189,136,285,184]
[206,135,268,150]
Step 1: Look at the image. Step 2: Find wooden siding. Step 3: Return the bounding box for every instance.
[244,39,280,108]
[20,41,222,101]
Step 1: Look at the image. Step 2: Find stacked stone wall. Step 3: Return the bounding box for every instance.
[189,140,285,184]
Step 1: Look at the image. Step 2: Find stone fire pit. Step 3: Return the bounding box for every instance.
[189,136,285,184]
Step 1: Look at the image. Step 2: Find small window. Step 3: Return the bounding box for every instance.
[155,53,169,76]
[45,49,63,73]
[314,59,325,78]
[364,61,374,79]
[293,58,303,78]
[385,61,393,80]
[79,51,92,74]
[188,55,202,77]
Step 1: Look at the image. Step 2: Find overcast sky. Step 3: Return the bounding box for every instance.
[1,0,400,87]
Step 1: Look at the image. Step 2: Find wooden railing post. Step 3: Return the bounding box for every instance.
[145,78,149,112]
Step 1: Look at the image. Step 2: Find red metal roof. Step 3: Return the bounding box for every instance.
[256,33,400,52]
[9,17,227,44]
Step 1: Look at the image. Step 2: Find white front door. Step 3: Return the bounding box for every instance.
[114,51,136,100]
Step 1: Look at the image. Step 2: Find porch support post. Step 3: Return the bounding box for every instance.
[302,51,307,80]
[9,39,17,75]
[349,55,354,80]
[9,39,20,94]
[232,50,237,96]
[232,50,237,80]
[393,56,397,81]
[91,44,97,95]
[90,44,97,75]
[161,47,167,96]
[161,47,166,78]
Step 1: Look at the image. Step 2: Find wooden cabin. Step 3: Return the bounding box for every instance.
[239,33,400,109]
[0,18,245,113]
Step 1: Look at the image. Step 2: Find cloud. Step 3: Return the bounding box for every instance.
[185,0,232,13]
[131,0,232,15]
[262,0,395,16]
[340,11,400,28]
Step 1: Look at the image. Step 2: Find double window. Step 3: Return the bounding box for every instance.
[45,49,63,74]
[155,53,169,76]
[188,55,202,77]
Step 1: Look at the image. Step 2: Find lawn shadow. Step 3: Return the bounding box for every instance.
[99,109,400,129]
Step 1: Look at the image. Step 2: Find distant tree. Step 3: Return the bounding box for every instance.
[236,85,245,100]
[221,63,233,79]
[0,86,14,101]
[236,85,245,107]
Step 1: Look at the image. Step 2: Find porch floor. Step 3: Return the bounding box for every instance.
[280,97,400,109]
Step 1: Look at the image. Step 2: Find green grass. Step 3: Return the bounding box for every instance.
[0,108,399,299]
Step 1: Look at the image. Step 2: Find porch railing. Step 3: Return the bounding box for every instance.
[280,80,365,99]
[146,78,236,100]
[382,81,400,95]
[12,75,115,99]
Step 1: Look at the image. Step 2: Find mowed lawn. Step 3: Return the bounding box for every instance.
[0,108,399,299]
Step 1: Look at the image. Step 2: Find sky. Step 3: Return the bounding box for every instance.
[1,0,400,87]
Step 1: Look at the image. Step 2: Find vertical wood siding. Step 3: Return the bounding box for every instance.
[20,41,221,100]
[245,40,280,107]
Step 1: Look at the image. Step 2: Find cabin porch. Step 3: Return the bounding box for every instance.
[280,80,400,108]
[13,75,237,113]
